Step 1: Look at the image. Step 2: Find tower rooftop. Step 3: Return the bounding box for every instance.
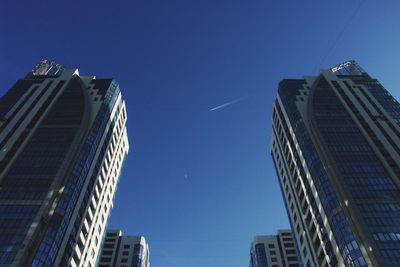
[330,60,365,75]
[32,59,64,76]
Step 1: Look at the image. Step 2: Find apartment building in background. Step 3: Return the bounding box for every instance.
[250,230,299,267]
[98,230,150,267]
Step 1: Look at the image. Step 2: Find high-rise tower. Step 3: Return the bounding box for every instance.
[0,60,129,267]
[270,61,400,267]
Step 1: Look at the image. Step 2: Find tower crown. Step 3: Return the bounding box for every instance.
[32,59,64,76]
[330,59,365,75]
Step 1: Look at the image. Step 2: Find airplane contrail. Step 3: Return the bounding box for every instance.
[209,96,248,112]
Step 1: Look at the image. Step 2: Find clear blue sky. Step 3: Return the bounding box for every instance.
[1,1,400,266]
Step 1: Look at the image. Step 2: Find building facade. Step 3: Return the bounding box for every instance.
[0,60,129,267]
[270,61,400,267]
[98,230,150,267]
[250,230,300,267]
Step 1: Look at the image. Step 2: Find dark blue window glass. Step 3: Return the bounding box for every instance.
[255,243,268,267]
[0,79,81,266]
[277,80,340,266]
[31,79,121,266]
[312,77,400,266]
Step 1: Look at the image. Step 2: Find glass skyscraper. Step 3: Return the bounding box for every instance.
[0,60,129,267]
[270,61,400,267]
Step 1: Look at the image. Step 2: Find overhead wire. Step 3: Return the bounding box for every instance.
[314,0,367,72]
